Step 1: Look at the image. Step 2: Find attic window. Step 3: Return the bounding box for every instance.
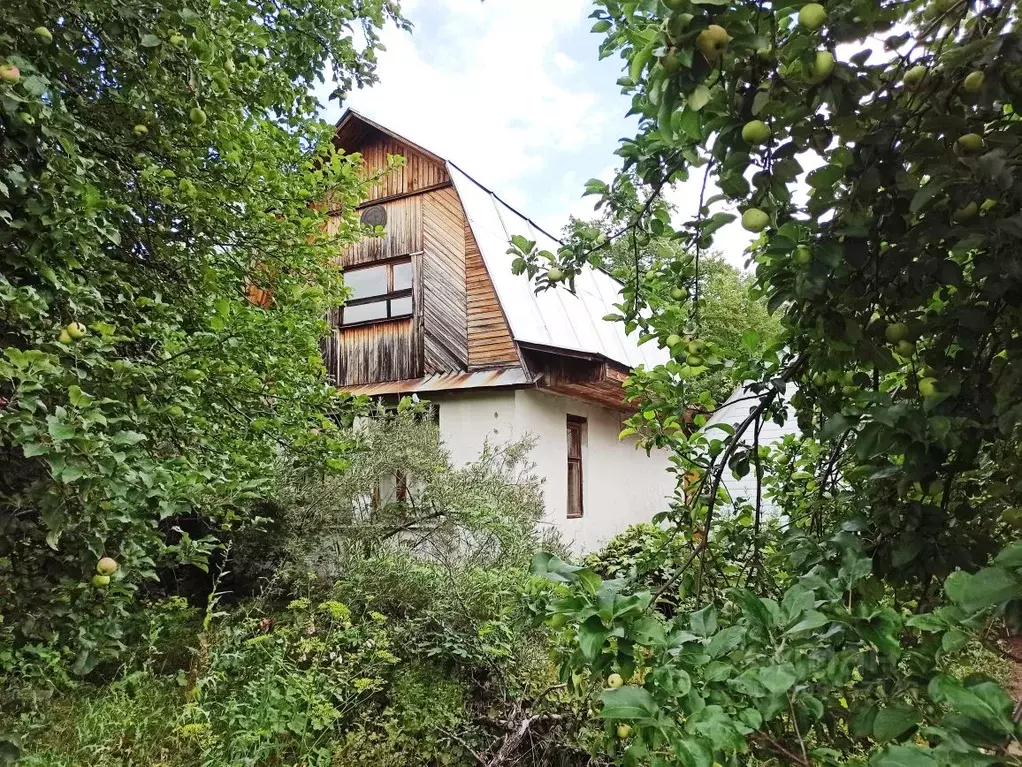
[340,257,413,327]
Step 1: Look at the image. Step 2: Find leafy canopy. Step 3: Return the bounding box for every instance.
[0,0,403,670]
[519,0,1022,763]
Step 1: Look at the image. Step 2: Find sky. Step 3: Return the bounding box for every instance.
[318,0,758,268]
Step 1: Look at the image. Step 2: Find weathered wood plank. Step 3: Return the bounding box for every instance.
[421,187,469,371]
[333,130,450,203]
[465,224,519,368]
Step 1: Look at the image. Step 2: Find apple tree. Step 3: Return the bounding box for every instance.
[515,0,1022,762]
[0,0,404,671]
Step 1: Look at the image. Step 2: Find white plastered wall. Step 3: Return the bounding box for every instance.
[431,387,676,554]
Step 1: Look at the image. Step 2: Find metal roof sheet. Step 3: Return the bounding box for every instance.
[448,162,668,371]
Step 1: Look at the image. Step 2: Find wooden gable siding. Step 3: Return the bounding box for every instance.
[324,195,425,387]
[421,186,468,372]
[340,130,449,203]
[323,315,421,387]
[465,224,519,368]
[342,195,422,267]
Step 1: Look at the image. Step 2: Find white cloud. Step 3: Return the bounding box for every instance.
[335,0,612,222]
[553,51,580,74]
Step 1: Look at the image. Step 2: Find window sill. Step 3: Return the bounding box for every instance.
[336,314,414,331]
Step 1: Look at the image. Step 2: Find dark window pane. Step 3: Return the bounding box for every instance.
[390,296,413,317]
[343,300,387,324]
[344,265,388,299]
[393,261,412,291]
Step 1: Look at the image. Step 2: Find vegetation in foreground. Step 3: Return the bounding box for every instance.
[5,0,1022,764]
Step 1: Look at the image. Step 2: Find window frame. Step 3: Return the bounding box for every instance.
[566,415,586,519]
[339,256,414,328]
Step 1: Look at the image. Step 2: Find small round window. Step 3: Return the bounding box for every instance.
[360,205,387,228]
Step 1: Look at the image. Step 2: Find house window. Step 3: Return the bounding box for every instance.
[567,415,585,519]
[340,258,413,327]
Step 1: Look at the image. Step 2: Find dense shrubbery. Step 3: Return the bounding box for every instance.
[0,410,599,765]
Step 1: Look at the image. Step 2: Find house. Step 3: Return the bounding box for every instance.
[325,110,675,552]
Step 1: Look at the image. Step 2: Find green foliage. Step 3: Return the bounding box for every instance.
[535,530,1022,765]
[0,0,404,667]
[1,408,587,766]
[514,0,1022,762]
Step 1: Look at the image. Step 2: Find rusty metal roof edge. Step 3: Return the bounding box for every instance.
[339,368,533,397]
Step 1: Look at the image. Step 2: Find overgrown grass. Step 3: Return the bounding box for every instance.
[6,674,191,767]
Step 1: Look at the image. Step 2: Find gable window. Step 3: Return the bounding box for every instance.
[567,415,585,519]
[340,257,413,326]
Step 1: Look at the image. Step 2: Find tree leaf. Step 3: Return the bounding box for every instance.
[758,664,797,694]
[872,703,921,742]
[690,604,717,637]
[689,85,711,112]
[705,625,746,659]
[599,685,661,721]
[944,567,1021,614]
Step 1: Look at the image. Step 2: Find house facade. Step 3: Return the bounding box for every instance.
[326,111,675,552]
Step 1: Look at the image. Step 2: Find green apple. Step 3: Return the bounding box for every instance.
[18,112,35,126]
[58,329,73,344]
[34,26,53,44]
[607,673,624,689]
[0,64,20,83]
[661,48,682,74]
[256,53,268,65]
[896,340,915,357]
[798,3,827,30]
[170,33,186,46]
[885,322,909,343]
[794,245,813,265]
[806,50,835,84]
[666,334,684,347]
[133,124,148,136]
[224,57,237,75]
[670,287,685,300]
[903,65,927,91]
[963,70,984,93]
[696,25,729,62]
[189,107,207,126]
[617,724,633,739]
[688,340,706,354]
[952,201,978,222]
[686,354,704,366]
[547,267,564,282]
[97,557,119,575]
[66,322,87,339]
[92,574,111,587]
[741,207,770,232]
[956,132,984,154]
[918,377,938,398]
[1002,507,1022,529]
[741,119,772,146]
[812,372,826,387]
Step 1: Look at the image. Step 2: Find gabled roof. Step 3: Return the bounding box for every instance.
[334,109,669,372]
